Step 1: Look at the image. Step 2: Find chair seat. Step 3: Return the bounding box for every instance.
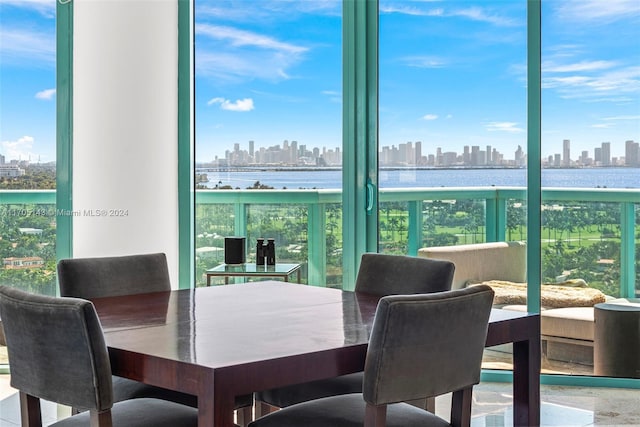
[51,398,201,427]
[248,393,449,427]
[113,376,253,409]
[256,373,363,408]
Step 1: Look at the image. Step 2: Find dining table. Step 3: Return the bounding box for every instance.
[92,281,540,427]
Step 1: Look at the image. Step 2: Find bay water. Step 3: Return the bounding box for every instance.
[198,167,638,190]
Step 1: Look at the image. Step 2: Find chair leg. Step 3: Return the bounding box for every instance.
[236,405,253,427]
[450,387,473,427]
[19,392,42,427]
[254,401,279,419]
[364,403,387,427]
[89,409,113,427]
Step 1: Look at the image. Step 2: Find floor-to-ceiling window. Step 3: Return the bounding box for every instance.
[379,0,528,372]
[189,0,639,385]
[540,0,640,377]
[194,0,343,287]
[0,0,61,366]
[378,0,527,253]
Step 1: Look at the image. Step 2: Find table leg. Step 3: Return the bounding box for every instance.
[512,336,541,427]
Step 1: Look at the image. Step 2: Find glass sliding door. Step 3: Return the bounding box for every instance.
[378,0,528,371]
[194,1,342,287]
[541,0,640,377]
[1,1,59,366]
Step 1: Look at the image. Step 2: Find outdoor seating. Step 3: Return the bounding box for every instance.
[418,242,610,366]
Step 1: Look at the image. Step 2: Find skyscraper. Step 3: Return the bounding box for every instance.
[626,140,639,166]
[563,139,570,167]
[601,142,611,166]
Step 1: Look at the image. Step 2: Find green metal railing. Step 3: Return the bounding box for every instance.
[1,187,637,294]
[196,186,638,294]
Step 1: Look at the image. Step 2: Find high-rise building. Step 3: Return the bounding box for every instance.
[515,145,524,165]
[625,140,639,166]
[594,147,602,164]
[463,146,470,164]
[471,146,480,166]
[486,145,492,164]
[415,141,422,165]
[563,139,570,166]
[601,142,611,166]
[249,140,254,157]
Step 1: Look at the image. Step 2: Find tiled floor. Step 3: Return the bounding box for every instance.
[1,375,639,426]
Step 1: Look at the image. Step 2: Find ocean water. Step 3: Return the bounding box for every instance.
[198,167,639,190]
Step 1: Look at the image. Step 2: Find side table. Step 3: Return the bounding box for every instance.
[206,263,302,286]
[594,298,640,378]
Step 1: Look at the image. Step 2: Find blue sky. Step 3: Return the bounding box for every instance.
[1,0,639,164]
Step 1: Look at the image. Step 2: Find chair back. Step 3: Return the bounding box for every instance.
[58,253,170,299]
[355,253,455,296]
[0,285,113,412]
[363,285,494,405]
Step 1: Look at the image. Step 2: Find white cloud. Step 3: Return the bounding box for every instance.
[0,27,55,65]
[196,0,341,22]
[451,7,518,27]
[208,97,255,112]
[603,115,640,121]
[401,55,448,69]
[380,4,444,17]
[590,123,612,129]
[1,136,37,160]
[380,2,517,27]
[422,114,438,121]
[35,88,56,100]
[196,24,307,55]
[322,90,341,103]
[555,0,640,24]
[0,0,55,18]
[543,60,617,73]
[543,65,640,100]
[485,122,524,133]
[196,24,309,83]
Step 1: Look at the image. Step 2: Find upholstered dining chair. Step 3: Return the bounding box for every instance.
[57,253,254,425]
[254,253,456,416]
[0,285,206,427]
[249,285,495,427]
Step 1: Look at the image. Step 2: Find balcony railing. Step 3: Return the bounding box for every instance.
[1,188,637,296]
[196,187,639,295]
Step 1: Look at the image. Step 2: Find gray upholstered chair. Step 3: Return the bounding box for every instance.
[0,285,203,427]
[57,253,253,425]
[249,285,495,427]
[254,253,456,415]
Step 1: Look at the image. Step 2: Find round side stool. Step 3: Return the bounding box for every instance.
[594,299,640,378]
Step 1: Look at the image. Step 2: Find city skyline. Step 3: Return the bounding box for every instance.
[1,1,639,163]
[199,137,639,168]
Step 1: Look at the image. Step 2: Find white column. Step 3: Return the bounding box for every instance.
[73,0,179,285]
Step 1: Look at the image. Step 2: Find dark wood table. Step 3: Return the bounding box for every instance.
[93,281,540,427]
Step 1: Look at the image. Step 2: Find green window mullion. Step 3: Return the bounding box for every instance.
[526,0,542,314]
[56,0,74,266]
[178,0,194,289]
[342,0,378,290]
